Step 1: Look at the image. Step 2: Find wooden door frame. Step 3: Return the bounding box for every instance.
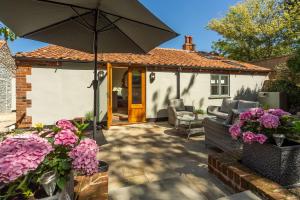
[107,63,113,128]
[128,66,146,123]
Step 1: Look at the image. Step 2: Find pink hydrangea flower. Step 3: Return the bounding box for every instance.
[243,131,257,144]
[56,119,77,131]
[240,111,252,121]
[249,108,265,118]
[259,113,280,129]
[54,129,78,147]
[255,134,268,144]
[0,134,53,183]
[268,109,290,117]
[229,123,241,139]
[69,139,99,175]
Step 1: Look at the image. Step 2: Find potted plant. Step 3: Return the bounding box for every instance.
[194,109,205,119]
[0,119,99,200]
[84,111,94,130]
[229,108,300,186]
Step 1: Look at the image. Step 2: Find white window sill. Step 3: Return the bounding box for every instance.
[208,96,231,99]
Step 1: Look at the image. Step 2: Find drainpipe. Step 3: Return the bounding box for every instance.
[177,67,181,99]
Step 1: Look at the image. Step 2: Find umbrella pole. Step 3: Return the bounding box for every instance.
[93,10,99,138]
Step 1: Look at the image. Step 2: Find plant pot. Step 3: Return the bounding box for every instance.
[34,173,74,200]
[98,160,109,173]
[242,140,300,186]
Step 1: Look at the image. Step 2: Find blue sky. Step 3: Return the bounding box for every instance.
[2,0,240,54]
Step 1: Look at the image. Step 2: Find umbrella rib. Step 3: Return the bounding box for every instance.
[70,6,93,29]
[97,17,122,32]
[99,13,146,53]
[22,11,93,37]
[100,10,177,35]
[36,0,92,11]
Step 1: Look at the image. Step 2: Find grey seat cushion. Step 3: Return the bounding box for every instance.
[220,99,238,114]
[211,110,228,120]
[237,100,259,112]
[177,111,194,117]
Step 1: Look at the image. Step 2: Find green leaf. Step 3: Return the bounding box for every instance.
[57,177,66,190]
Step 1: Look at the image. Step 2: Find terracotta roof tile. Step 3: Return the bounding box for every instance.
[16,45,270,73]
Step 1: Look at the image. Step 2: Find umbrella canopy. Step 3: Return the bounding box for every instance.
[0,0,178,137]
[0,0,178,53]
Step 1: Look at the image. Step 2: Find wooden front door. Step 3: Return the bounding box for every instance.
[128,67,146,123]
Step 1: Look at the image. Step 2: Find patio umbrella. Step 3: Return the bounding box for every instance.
[0,0,178,137]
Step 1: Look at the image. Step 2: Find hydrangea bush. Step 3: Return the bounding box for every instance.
[229,108,293,144]
[0,119,99,199]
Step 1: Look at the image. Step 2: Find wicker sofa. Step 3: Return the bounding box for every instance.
[204,99,259,153]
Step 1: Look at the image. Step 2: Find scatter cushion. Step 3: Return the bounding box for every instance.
[237,100,259,112]
[220,99,238,114]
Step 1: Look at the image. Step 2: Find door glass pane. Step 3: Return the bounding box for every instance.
[132,70,142,104]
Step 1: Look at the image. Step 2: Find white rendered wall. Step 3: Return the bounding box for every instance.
[27,63,107,125]
[146,71,268,119]
[146,71,177,118]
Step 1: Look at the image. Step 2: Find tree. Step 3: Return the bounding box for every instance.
[0,24,16,41]
[207,0,299,61]
[287,42,300,73]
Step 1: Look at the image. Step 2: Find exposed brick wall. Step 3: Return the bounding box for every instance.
[208,153,299,200]
[251,56,291,80]
[16,65,32,128]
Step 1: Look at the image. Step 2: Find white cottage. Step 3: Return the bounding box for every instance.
[15,36,270,128]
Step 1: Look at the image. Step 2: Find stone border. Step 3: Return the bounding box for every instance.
[208,153,299,200]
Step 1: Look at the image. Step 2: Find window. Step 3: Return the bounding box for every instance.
[210,74,230,97]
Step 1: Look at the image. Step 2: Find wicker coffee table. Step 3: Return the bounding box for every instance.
[176,114,208,139]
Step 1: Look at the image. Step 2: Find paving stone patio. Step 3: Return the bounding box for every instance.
[97,122,233,200]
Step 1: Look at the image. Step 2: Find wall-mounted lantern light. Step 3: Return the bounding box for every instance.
[98,70,105,80]
[149,72,156,83]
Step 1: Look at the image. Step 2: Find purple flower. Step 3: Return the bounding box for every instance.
[240,111,252,121]
[268,109,290,118]
[54,129,78,147]
[255,134,268,144]
[69,139,99,175]
[249,108,265,118]
[243,131,257,144]
[56,119,76,131]
[0,134,53,183]
[259,113,280,129]
[229,123,241,139]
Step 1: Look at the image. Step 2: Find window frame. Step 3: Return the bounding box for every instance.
[210,74,230,98]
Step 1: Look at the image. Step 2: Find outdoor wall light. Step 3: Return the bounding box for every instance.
[98,70,105,79]
[150,72,156,83]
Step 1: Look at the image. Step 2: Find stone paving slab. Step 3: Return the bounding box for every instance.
[217,190,262,200]
[98,122,233,200]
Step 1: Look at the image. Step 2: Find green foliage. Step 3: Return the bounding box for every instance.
[287,42,300,73]
[194,109,205,114]
[85,111,93,121]
[73,120,89,139]
[0,25,16,41]
[207,0,299,61]
[265,79,300,113]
